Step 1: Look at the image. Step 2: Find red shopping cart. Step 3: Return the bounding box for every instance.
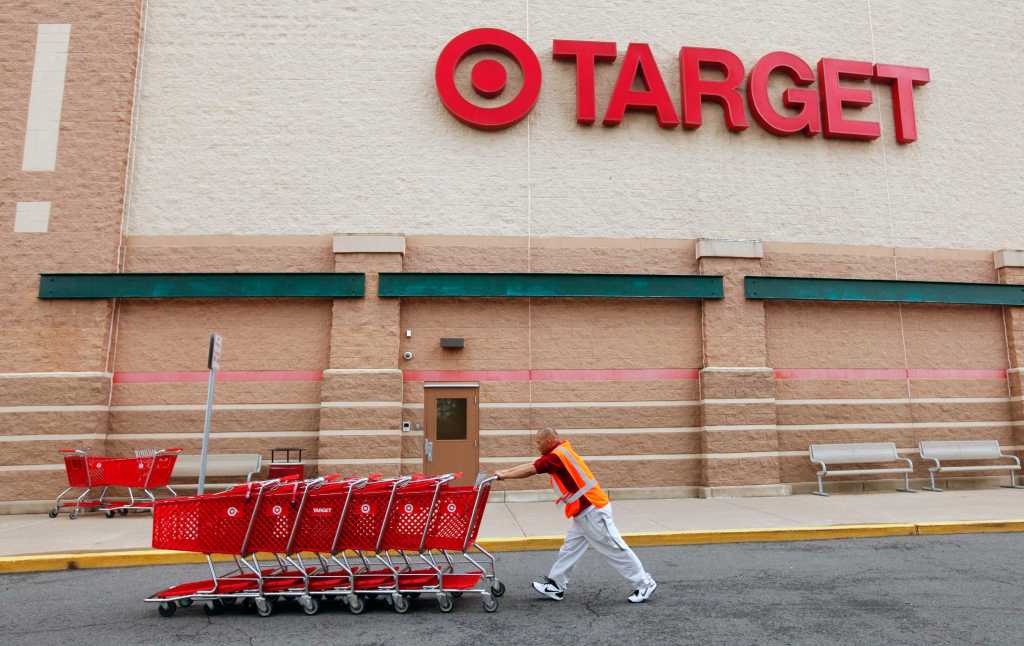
[100,448,181,517]
[332,474,420,613]
[238,475,336,615]
[50,448,181,519]
[376,473,461,609]
[285,475,370,614]
[426,474,502,612]
[50,449,107,519]
[146,477,294,617]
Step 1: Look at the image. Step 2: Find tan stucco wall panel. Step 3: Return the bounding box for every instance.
[767,302,904,369]
[324,372,403,403]
[108,409,319,435]
[114,300,331,372]
[111,381,323,406]
[125,236,335,273]
[0,375,110,406]
[0,411,108,438]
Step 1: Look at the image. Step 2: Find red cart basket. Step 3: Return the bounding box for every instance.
[50,448,181,519]
[147,477,291,617]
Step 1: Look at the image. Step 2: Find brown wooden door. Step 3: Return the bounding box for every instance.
[423,385,479,486]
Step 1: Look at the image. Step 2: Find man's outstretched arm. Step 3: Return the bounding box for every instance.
[494,463,537,480]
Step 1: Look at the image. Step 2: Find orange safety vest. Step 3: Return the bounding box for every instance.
[548,441,609,518]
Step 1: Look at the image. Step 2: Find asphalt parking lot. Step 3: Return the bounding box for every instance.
[1,533,1022,646]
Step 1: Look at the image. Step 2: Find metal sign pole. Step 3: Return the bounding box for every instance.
[197,333,222,495]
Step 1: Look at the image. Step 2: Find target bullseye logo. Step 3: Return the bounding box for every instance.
[435,28,541,130]
[227,506,238,517]
[361,503,371,514]
[271,505,282,516]
[404,503,414,513]
[447,503,457,514]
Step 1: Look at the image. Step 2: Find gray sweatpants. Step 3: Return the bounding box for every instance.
[547,503,653,589]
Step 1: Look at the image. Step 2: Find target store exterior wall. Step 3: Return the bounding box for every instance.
[124,0,1022,248]
[2,1,1024,508]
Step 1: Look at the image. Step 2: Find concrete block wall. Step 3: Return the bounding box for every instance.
[0,1,142,504]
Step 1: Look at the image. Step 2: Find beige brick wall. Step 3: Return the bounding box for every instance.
[0,1,141,502]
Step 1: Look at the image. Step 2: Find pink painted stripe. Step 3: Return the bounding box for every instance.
[773,368,1007,381]
[907,368,1007,380]
[531,369,700,381]
[113,370,324,384]
[403,369,699,383]
[405,370,530,382]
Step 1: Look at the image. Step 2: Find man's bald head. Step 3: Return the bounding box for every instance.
[534,427,561,454]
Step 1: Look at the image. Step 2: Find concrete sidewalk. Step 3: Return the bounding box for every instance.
[6,488,1024,557]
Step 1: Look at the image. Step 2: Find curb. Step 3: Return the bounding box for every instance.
[2,519,1023,575]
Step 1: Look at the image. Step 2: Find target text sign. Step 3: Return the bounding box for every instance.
[435,28,930,143]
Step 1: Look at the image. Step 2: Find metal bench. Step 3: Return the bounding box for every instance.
[809,442,914,496]
[918,440,1023,491]
[167,453,262,494]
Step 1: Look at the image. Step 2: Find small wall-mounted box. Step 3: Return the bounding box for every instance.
[440,337,465,349]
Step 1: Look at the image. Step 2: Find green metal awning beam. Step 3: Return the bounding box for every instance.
[378,273,723,299]
[38,273,366,299]
[745,276,1024,306]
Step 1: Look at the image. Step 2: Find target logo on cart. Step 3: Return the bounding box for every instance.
[404,503,414,514]
[361,503,371,514]
[271,505,282,516]
[312,507,332,515]
[447,503,457,514]
[227,506,238,517]
[435,28,542,130]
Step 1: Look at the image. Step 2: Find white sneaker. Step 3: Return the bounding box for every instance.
[532,577,565,601]
[627,579,657,603]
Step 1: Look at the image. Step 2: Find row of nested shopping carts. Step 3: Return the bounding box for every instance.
[146,472,503,617]
[51,448,181,519]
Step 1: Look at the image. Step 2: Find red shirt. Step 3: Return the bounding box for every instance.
[534,447,592,516]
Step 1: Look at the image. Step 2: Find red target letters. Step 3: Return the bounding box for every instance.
[437,30,929,143]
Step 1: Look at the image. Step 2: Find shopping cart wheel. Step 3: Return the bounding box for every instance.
[47,508,58,519]
[178,598,193,608]
[437,592,454,613]
[491,579,506,597]
[346,595,365,615]
[482,595,499,613]
[254,598,273,618]
[450,591,463,598]
[104,510,115,519]
[202,600,224,616]
[157,602,176,618]
[300,596,319,616]
[119,509,130,516]
[69,511,78,520]
[391,594,410,614]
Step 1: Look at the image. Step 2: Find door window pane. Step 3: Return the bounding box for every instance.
[436,398,467,440]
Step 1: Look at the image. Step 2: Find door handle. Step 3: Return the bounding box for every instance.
[424,439,433,462]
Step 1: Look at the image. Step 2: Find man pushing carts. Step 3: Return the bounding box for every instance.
[495,428,657,604]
